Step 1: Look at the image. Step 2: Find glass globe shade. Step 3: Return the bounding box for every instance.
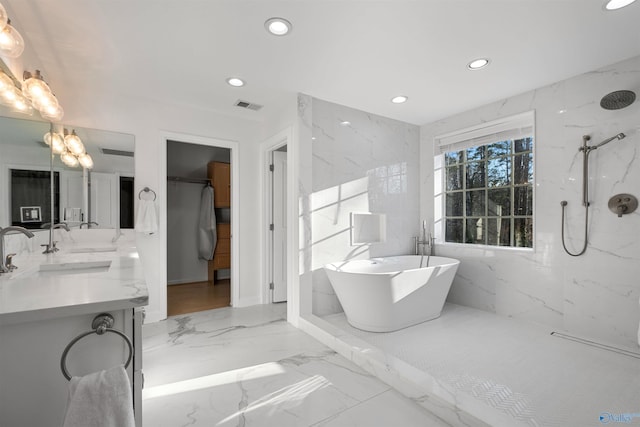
[51,135,65,154]
[0,71,13,92]
[0,4,7,32]
[32,91,57,111]
[64,130,85,156]
[22,71,51,101]
[44,131,64,148]
[11,95,33,115]
[0,21,25,58]
[60,150,79,167]
[41,103,64,122]
[1,84,17,102]
[78,153,94,169]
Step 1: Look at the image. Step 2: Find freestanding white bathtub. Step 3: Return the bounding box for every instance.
[324,255,460,332]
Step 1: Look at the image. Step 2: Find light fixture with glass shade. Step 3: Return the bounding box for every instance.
[64,129,85,155]
[60,149,79,167]
[0,3,8,31]
[77,152,94,169]
[22,70,51,101]
[44,130,65,154]
[0,19,24,58]
[22,70,64,121]
[43,128,92,169]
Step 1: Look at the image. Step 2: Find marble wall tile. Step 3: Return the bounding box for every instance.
[309,98,420,316]
[422,55,640,348]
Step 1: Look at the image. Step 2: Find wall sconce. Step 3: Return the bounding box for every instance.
[0,69,31,114]
[43,128,93,169]
[44,130,65,154]
[0,5,64,121]
[23,70,64,121]
[0,18,24,58]
[0,2,24,58]
[63,128,85,155]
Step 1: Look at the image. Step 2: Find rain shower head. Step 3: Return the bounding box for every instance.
[600,90,636,110]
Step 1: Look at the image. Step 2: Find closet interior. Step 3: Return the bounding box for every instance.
[166,140,231,316]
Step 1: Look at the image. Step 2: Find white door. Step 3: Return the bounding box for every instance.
[89,172,118,228]
[272,150,287,302]
[59,171,84,226]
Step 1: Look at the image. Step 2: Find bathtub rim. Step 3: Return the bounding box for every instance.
[324,255,460,275]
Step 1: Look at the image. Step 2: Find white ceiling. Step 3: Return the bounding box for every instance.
[4,0,640,126]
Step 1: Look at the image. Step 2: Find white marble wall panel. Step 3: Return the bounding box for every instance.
[309,98,420,316]
[421,55,640,348]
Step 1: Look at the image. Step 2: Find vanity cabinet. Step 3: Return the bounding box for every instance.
[0,308,143,427]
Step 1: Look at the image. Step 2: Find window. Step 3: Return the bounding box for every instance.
[436,112,534,248]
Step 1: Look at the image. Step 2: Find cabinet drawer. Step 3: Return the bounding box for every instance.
[213,254,231,269]
[217,223,231,238]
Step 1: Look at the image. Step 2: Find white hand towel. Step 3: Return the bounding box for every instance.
[135,199,158,235]
[62,365,135,427]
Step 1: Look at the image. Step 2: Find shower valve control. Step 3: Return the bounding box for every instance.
[608,194,638,218]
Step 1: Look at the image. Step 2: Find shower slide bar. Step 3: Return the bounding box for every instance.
[60,313,133,380]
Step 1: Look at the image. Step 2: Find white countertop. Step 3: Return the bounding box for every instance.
[0,235,148,325]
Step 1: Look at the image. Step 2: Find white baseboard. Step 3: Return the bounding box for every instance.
[233,296,262,308]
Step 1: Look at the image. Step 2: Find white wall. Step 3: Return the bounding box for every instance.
[304,97,421,316]
[56,93,268,322]
[421,55,640,349]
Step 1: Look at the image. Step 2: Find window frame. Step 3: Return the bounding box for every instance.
[433,111,535,251]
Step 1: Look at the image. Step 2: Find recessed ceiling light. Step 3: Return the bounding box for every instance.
[226,77,245,87]
[604,0,637,10]
[265,17,292,36]
[391,95,408,104]
[467,58,490,70]
[340,121,351,126]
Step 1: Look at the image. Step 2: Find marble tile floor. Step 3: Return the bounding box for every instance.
[322,303,640,427]
[142,304,449,426]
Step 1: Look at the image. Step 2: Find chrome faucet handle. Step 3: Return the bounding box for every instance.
[5,253,17,271]
[41,242,59,254]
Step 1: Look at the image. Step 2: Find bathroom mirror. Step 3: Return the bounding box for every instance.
[0,114,135,230]
[350,212,386,245]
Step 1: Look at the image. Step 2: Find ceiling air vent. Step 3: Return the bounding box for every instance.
[234,99,263,111]
[100,148,134,157]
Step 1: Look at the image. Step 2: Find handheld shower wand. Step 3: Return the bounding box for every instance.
[560,132,628,256]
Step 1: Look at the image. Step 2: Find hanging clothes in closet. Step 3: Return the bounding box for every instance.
[198,182,217,260]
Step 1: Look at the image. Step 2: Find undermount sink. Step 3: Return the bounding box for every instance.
[39,260,112,275]
[67,246,117,253]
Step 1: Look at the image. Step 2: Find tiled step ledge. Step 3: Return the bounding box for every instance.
[299,314,524,427]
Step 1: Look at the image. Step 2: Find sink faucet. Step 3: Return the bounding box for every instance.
[79,222,99,229]
[41,222,70,254]
[0,226,35,273]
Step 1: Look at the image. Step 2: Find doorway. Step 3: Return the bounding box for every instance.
[269,146,288,302]
[166,139,232,316]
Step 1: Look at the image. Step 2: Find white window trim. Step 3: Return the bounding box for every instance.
[433,110,536,250]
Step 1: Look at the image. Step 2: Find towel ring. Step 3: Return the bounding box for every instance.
[60,313,133,381]
[138,187,157,201]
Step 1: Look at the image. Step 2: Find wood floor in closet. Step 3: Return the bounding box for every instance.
[167,279,230,316]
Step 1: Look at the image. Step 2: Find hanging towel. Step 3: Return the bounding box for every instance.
[135,198,158,235]
[62,365,135,427]
[198,185,217,260]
